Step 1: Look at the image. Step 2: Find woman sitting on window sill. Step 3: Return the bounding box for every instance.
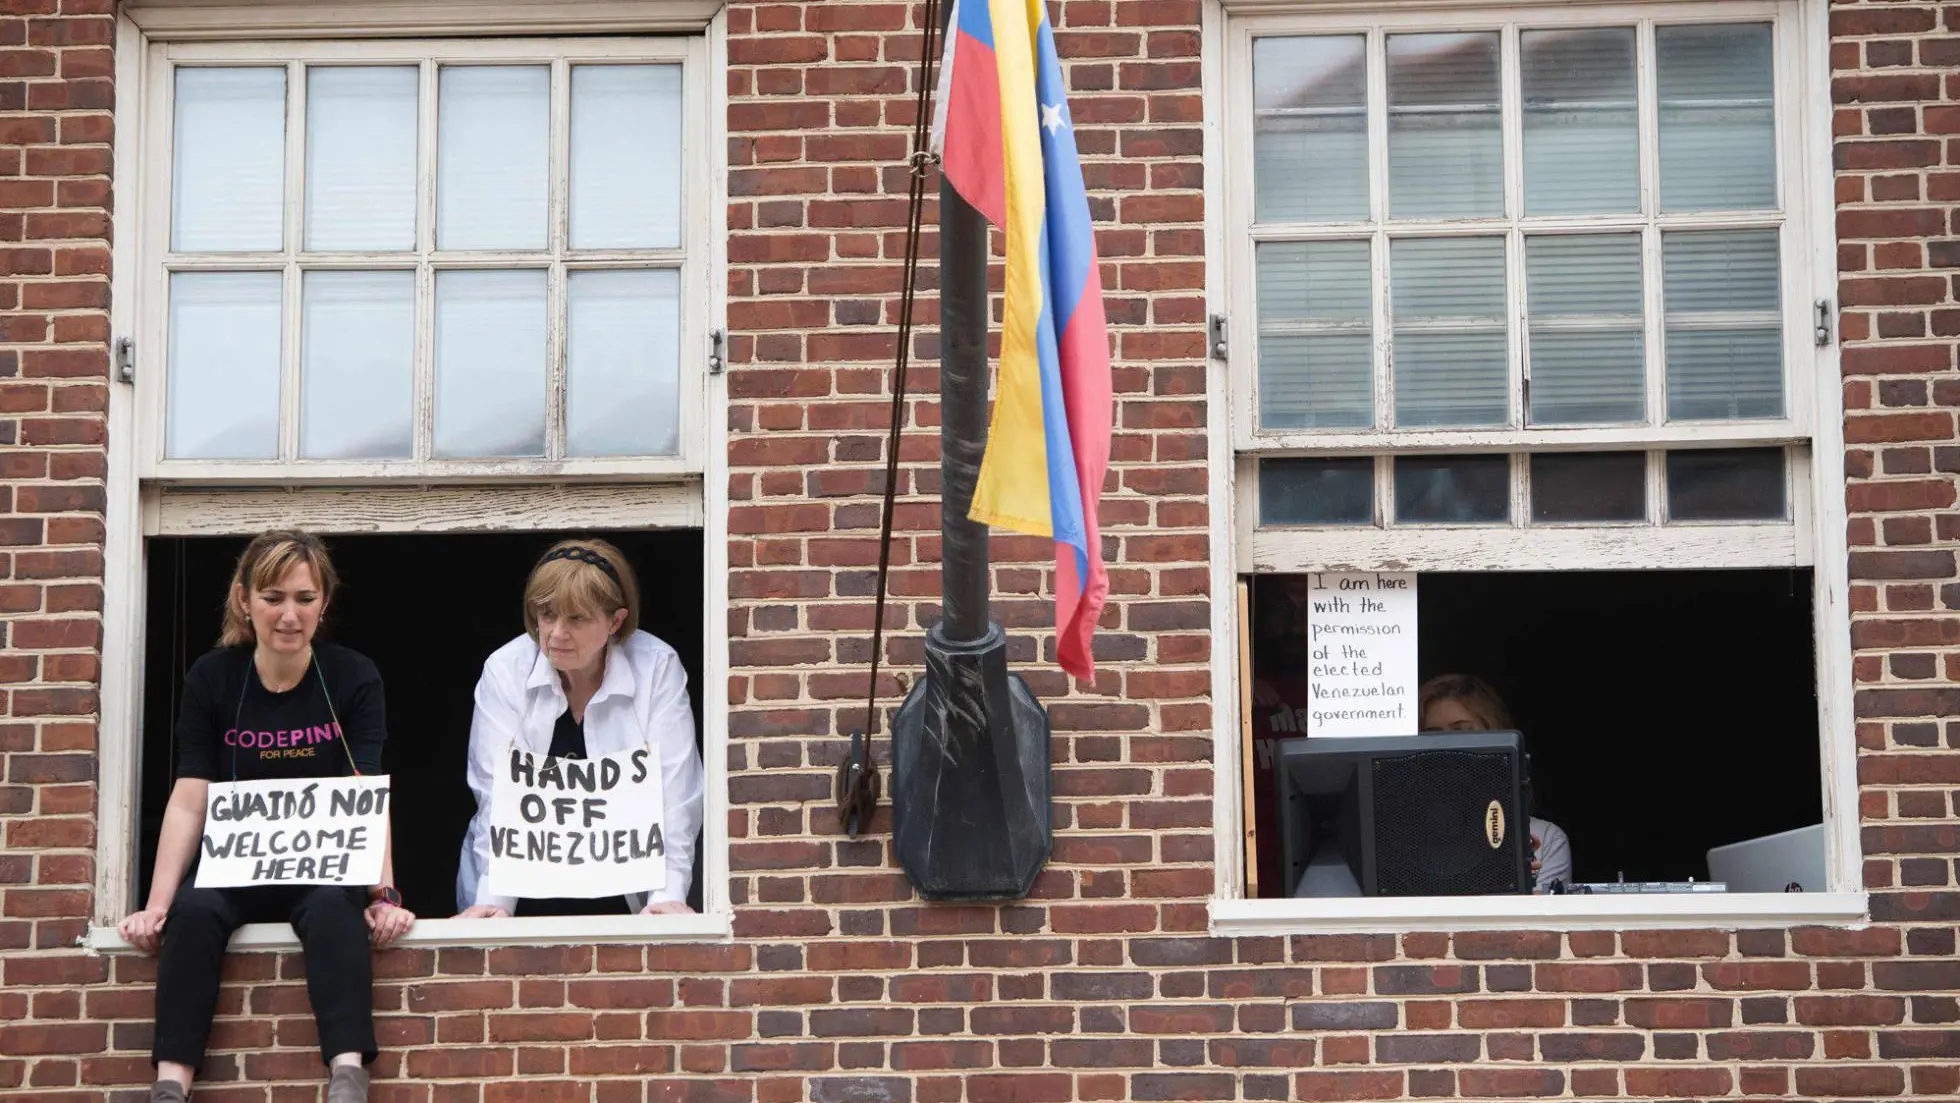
[119,530,414,1103]
[455,538,705,918]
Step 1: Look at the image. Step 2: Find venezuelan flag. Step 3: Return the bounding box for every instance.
[934,0,1113,682]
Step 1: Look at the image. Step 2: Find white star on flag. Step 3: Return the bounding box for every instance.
[1040,101,1067,135]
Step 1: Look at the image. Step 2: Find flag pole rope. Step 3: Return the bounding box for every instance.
[837,0,945,838]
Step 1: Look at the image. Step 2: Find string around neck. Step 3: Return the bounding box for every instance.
[229,644,360,781]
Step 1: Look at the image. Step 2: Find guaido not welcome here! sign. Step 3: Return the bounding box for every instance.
[196,776,391,888]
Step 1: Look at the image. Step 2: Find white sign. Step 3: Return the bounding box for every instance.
[487,745,666,899]
[196,776,390,888]
[1305,571,1418,738]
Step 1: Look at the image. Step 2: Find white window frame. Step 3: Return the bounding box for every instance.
[1203,0,1864,932]
[93,0,734,951]
[1227,0,1822,572]
[139,34,712,482]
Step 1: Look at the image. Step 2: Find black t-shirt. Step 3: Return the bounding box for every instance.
[174,643,387,783]
[547,708,588,760]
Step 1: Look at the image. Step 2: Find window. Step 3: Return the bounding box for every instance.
[137,36,710,478]
[1211,0,1861,928]
[96,10,728,947]
[137,530,708,921]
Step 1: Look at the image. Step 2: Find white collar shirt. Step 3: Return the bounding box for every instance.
[457,629,704,911]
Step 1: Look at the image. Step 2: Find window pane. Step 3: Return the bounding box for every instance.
[1664,230,1783,421]
[1253,36,1368,223]
[1526,234,1644,425]
[567,269,682,457]
[1391,237,1508,428]
[1667,448,1785,520]
[1521,28,1637,215]
[301,271,414,459]
[437,66,548,251]
[306,67,418,252]
[1257,240,1373,429]
[1657,24,1776,212]
[167,272,282,459]
[571,65,684,249]
[1387,33,1502,219]
[1531,452,1645,522]
[1260,457,1374,525]
[173,68,285,252]
[434,270,546,457]
[1394,455,1510,524]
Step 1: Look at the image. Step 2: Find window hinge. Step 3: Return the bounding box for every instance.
[707,328,725,375]
[1814,300,1833,347]
[115,337,135,384]
[1208,312,1229,361]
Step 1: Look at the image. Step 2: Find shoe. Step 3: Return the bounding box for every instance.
[326,1064,369,1103]
[149,1083,188,1103]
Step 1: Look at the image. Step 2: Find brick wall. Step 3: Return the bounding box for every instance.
[0,0,1955,1100]
[0,0,118,1095]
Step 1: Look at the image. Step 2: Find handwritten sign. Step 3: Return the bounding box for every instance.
[1305,571,1418,738]
[196,776,390,888]
[487,746,666,899]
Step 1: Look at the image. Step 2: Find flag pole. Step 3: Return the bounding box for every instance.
[886,0,1053,900]
[936,141,992,644]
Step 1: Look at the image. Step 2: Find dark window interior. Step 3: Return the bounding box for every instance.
[1250,568,1820,894]
[140,530,705,918]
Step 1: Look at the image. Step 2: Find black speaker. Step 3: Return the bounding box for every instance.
[1279,732,1530,897]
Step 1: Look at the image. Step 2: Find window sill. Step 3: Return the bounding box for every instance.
[85,911,733,954]
[1209,892,1868,935]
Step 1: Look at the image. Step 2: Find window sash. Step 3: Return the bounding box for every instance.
[1224,1,1814,454]
[1235,445,1812,570]
[137,36,711,481]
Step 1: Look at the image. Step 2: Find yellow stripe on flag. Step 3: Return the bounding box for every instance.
[966,0,1052,538]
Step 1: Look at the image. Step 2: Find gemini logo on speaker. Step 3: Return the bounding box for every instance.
[1485,802,1506,850]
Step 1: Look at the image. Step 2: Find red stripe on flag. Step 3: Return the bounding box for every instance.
[940,30,1007,225]
[1053,262,1112,681]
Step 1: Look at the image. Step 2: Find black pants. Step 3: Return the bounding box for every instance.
[152,882,376,1068]
[514,894,630,917]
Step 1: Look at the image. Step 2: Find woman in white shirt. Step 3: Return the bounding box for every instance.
[455,539,704,917]
[1418,673,1573,892]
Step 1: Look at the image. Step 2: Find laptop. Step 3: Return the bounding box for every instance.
[1706,823,1827,893]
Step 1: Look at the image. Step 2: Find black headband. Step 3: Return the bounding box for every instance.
[539,546,623,591]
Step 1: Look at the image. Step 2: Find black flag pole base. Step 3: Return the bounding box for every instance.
[890,621,1052,900]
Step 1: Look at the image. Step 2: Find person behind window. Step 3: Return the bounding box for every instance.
[119,530,414,1103]
[1249,575,1315,896]
[455,538,704,918]
[1418,673,1573,892]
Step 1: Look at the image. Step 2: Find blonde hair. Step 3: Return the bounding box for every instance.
[221,530,338,647]
[523,538,640,644]
[1418,673,1515,731]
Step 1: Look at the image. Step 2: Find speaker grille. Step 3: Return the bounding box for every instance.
[1371,749,1521,896]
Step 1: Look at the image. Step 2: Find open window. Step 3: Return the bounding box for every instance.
[1213,0,1860,928]
[96,9,729,945]
[1244,568,1823,897]
[138,530,707,919]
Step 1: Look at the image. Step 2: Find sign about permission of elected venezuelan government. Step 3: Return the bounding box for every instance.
[1305,571,1418,739]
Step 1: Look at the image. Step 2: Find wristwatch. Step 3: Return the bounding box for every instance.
[369,885,403,908]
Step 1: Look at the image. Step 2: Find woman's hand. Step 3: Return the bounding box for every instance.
[120,906,169,954]
[455,904,511,919]
[365,902,416,947]
[1529,833,1543,877]
[640,900,694,916]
